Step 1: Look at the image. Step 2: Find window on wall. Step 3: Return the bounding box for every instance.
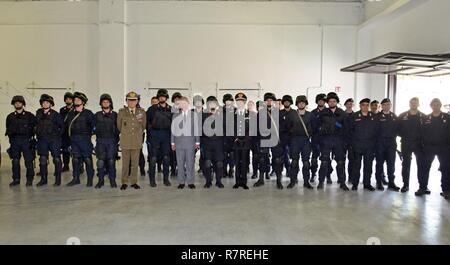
[395,75,450,114]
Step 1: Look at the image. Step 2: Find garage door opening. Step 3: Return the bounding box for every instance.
[395,75,450,114]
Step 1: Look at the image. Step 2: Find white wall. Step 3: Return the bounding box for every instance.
[126,1,360,110]
[0,0,362,146]
[356,0,450,101]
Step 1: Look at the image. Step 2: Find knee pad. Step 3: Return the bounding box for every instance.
[320,160,330,168]
[150,156,157,164]
[12,158,20,166]
[96,159,105,169]
[291,159,299,167]
[83,157,93,167]
[274,157,283,165]
[216,161,224,170]
[337,160,345,167]
[204,159,212,169]
[107,159,115,168]
[302,160,310,168]
[163,155,170,163]
[39,155,48,166]
[53,157,62,166]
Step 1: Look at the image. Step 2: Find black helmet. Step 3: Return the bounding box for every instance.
[73,91,88,104]
[39,94,54,107]
[326,92,340,103]
[315,93,327,104]
[193,95,204,105]
[296,95,309,106]
[11,95,26,106]
[222,93,234,104]
[281,95,293,105]
[64,92,74,101]
[264,92,277,101]
[206,96,218,103]
[99,93,113,109]
[171,92,182,103]
[156,89,169,99]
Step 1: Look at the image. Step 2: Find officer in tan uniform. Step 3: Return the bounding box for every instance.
[117,91,147,190]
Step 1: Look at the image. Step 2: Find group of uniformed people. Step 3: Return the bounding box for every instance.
[4,89,450,200]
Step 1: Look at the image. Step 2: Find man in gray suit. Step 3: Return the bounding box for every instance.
[171,96,201,189]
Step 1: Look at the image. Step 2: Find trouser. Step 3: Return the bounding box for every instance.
[310,135,321,177]
[203,139,224,184]
[419,146,448,191]
[234,148,249,186]
[289,136,311,183]
[344,143,354,182]
[176,148,196,185]
[281,137,291,174]
[7,136,35,182]
[139,149,145,176]
[37,138,62,180]
[170,149,177,173]
[375,139,397,184]
[149,130,171,181]
[224,137,235,172]
[319,136,345,184]
[352,146,375,186]
[62,134,71,168]
[96,138,117,181]
[70,135,94,180]
[121,148,140,185]
[250,138,259,175]
[401,142,423,187]
[259,143,284,177]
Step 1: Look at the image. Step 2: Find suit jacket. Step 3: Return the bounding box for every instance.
[117,107,147,150]
[171,110,200,150]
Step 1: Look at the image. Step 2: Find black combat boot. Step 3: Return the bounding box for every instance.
[163,176,171,187]
[251,172,258,179]
[287,181,296,189]
[364,185,376,191]
[415,188,431,196]
[95,177,104,189]
[53,175,61,187]
[401,185,409,193]
[26,179,33,187]
[303,182,314,189]
[149,175,157,187]
[215,182,224,188]
[253,174,265,187]
[86,177,93,187]
[265,172,270,180]
[388,182,400,192]
[110,178,117,188]
[340,183,349,191]
[66,176,80,186]
[317,182,324,190]
[276,174,283,190]
[36,175,48,187]
[10,179,20,187]
[376,182,385,191]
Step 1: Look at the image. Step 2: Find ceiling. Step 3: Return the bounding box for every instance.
[341,52,450,77]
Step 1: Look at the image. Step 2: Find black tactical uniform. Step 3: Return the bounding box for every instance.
[35,94,64,186]
[6,96,37,186]
[94,94,119,189]
[397,109,425,193]
[347,99,377,191]
[374,98,400,191]
[417,111,450,196]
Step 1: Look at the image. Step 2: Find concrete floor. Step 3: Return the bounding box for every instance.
[0,155,449,245]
